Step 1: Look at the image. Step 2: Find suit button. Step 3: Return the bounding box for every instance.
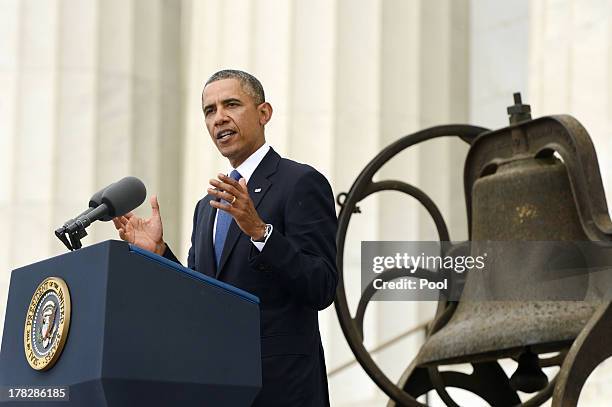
[258,264,266,271]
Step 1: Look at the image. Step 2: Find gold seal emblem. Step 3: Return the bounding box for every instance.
[23,277,71,371]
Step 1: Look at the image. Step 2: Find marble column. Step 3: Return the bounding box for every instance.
[528,1,612,403]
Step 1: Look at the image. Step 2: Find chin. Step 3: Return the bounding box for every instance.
[216,145,232,157]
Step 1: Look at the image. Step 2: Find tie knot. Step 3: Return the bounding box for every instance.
[230,170,242,181]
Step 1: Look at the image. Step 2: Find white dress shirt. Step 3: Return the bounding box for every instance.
[212,142,271,252]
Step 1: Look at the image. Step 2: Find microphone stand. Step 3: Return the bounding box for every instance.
[55,204,108,251]
[53,176,145,252]
[55,222,88,251]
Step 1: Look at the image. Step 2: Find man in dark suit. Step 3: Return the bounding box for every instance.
[112,69,338,406]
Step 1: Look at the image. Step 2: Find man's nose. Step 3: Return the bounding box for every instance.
[213,108,229,125]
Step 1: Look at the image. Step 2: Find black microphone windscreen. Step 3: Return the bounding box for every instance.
[89,184,115,221]
[88,186,107,208]
[100,176,147,217]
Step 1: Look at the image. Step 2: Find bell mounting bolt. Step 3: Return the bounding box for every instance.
[507,92,532,124]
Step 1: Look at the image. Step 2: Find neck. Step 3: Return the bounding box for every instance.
[230,140,265,168]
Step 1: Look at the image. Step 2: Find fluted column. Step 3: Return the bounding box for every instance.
[10,0,58,271]
[528,0,612,204]
[529,1,612,403]
[0,0,60,344]
[0,0,31,341]
[94,0,183,246]
[330,0,385,402]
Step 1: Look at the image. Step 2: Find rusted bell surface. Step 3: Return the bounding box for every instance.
[418,155,600,366]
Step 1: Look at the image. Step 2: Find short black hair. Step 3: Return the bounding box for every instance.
[205,69,265,105]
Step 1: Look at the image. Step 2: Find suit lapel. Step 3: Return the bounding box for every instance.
[248,176,272,210]
[200,199,217,278]
[216,148,280,277]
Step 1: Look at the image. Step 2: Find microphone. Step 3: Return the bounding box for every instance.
[54,185,108,239]
[70,177,146,229]
[87,182,116,222]
[55,176,147,251]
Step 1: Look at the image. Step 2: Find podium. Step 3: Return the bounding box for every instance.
[0,240,261,406]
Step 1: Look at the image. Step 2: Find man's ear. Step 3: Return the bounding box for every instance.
[258,102,273,126]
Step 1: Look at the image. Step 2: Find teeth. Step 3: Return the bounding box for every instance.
[217,130,235,140]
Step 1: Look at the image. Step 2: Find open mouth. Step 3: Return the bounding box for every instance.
[216,129,236,141]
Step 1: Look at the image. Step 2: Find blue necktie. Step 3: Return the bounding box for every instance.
[214,169,242,267]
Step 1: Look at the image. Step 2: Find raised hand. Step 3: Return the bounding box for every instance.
[208,174,266,241]
[112,195,166,255]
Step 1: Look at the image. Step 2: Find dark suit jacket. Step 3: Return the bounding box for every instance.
[164,148,338,406]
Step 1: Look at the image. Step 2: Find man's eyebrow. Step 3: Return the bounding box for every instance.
[222,97,242,105]
[202,98,242,111]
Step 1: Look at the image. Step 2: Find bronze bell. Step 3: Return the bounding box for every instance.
[334,93,612,406]
[417,132,600,368]
[414,94,612,397]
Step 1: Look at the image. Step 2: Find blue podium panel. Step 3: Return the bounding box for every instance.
[0,240,261,406]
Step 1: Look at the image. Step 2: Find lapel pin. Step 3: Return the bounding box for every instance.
[254,188,262,193]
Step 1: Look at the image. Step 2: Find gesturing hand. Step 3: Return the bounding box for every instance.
[112,195,166,255]
[208,174,266,241]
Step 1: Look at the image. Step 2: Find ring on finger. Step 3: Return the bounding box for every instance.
[230,195,237,205]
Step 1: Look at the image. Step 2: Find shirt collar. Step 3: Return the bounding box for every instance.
[231,142,270,184]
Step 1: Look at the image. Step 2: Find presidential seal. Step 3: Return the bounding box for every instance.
[23,277,71,371]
